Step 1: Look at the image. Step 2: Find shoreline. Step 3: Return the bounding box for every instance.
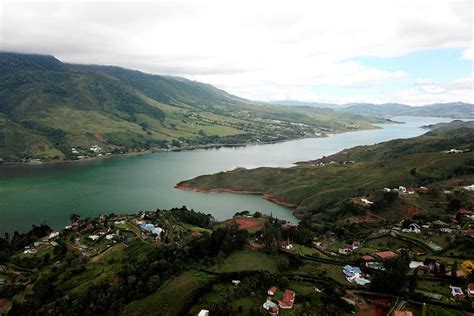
[174,184,303,218]
[0,125,382,166]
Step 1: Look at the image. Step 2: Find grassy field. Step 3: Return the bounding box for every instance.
[1,52,383,161]
[122,271,215,316]
[210,250,278,273]
[294,261,347,285]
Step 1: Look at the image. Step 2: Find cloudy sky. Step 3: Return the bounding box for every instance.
[1,0,473,105]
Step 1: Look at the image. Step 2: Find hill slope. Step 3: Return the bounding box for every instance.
[271,100,474,119]
[342,102,474,118]
[0,52,382,162]
[178,121,474,214]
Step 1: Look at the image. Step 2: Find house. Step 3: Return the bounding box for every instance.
[464,184,474,192]
[89,145,102,153]
[366,262,385,270]
[402,223,421,234]
[343,265,362,278]
[361,255,374,261]
[448,148,463,154]
[450,286,465,299]
[139,223,164,236]
[383,187,391,192]
[105,234,115,240]
[50,241,59,247]
[198,310,209,316]
[262,299,279,315]
[409,261,425,269]
[88,235,100,241]
[399,186,407,193]
[432,220,449,228]
[374,251,397,260]
[281,240,293,250]
[232,280,241,286]
[278,289,295,309]
[48,231,60,239]
[191,231,202,238]
[440,228,453,234]
[419,186,429,193]
[268,286,278,296]
[406,188,415,195]
[360,198,373,206]
[467,282,474,297]
[394,311,414,316]
[339,244,354,255]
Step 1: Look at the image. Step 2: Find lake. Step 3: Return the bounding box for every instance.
[0,116,455,234]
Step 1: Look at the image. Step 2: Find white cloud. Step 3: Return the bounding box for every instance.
[0,0,472,104]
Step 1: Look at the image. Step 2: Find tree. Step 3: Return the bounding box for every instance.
[69,213,80,224]
[409,268,419,293]
[451,261,458,281]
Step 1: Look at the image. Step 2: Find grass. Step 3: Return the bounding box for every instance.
[294,261,347,285]
[1,52,383,161]
[122,271,215,316]
[292,244,319,256]
[210,250,278,273]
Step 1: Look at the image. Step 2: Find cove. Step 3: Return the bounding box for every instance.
[0,116,455,234]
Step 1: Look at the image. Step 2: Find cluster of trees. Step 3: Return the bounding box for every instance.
[0,224,51,262]
[8,222,250,315]
[370,191,399,213]
[370,250,410,294]
[168,206,214,228]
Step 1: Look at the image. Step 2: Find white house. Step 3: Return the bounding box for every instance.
[90,145,102,153]
[198,310,209,316]
[464,185,474,192]
[399,186,407,193]
[49,231,60,239]
[402,223,421,234]
[360,198,373,206]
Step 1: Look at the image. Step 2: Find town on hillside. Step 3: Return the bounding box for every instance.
[0,176,473,316]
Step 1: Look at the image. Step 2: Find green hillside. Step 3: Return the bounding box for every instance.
[178,122,474,214]
[0,52,382,162]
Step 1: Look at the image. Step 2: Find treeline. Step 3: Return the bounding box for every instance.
[0,224,51,262]
[8,223,249,315]
[168,206,214,228]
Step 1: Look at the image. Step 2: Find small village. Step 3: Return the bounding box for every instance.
[0,178,473,315]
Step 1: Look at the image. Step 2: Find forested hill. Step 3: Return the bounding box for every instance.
[271,100,474,119]
[178,121,474,214]
[0,52,382,162]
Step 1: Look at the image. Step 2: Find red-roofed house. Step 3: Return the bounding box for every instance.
[191,231,202,238]
[374,251,398,260]
[267,286,278,296]
[394,311,413,316]
[278,289,295,309]
[361,255,374,261]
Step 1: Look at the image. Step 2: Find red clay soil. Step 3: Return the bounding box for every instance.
[406,205,422,219]
[94,132,106,142]
[234,218,261,229]
[175,184,299,209]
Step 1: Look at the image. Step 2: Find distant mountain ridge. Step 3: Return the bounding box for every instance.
[0,52,382,162]
[270,100,474,119]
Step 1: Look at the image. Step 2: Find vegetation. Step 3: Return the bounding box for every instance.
[0,52,382,162]
[179,122,474,218]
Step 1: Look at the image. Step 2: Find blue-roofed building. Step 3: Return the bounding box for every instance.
[139,223,164,236]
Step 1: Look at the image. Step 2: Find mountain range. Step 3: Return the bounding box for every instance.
[270,100,474,119]
[0,52,382,162]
